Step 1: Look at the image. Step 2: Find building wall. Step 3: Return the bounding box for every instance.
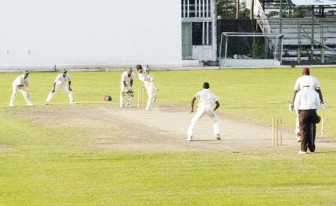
[0,0,182,70]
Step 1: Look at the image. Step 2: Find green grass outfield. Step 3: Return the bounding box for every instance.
[1,68,336,205]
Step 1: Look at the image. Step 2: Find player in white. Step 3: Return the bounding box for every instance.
[289,67,325,142]
[9,70,33,107]
[135,65,159,111]
[45,69,76,105]
[120,67,135,108]
[187,82,220,141]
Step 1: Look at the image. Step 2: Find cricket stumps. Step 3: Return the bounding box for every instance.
[272,117,282,146]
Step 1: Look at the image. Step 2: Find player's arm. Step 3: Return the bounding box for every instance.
[316,88,324,103]
[291,90,298,103]
[214,101,220,111]
[190,97,196,113]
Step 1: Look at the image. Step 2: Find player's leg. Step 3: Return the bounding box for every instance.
[19,87,33,105]
[120,91,125,108]
[127,91,134,108]
[187,107,205,140]
[62,84,75,104]
[210,111,221,140]
[45,84,60,104]
[146,86,155,111]
[9,83,18,106]
[295,115,301,142]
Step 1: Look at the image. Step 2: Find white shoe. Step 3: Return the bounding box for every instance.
[187,137,192,141]
[45,101,48,105]
[71,101,76,105]
[128,105,132,108]
[215,134,221,140]
[9,104,14,107]
[27,103,34,106]
[120,105,124,108]
[298,151,306,155]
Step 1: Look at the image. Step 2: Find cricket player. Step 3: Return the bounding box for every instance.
[120,67,135,108]
[9,70,33,107]
[45,69,76,105]
[187,82,220,141]
[289,67,325,142]
[135,65,158,111]
[294,85,321,154]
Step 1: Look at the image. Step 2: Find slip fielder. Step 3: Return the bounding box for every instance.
[45,69,76,105]
[9,70,33,107]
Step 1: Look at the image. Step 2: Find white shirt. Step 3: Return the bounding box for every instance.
[195,89,219,109]
[54,73,71,85]
[294,87,320,110]
[138,68,149,82]
[13,74,29,86]
[121,71,135,86]
[293,75,320,91]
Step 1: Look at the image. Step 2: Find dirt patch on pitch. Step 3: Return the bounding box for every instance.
[6,105,335,152]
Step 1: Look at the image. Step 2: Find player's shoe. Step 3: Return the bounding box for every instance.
[9,104,14,107]
[27,103,34,106]
[187,137,192,141]
[215,134,221,140]
[298,151,306,155]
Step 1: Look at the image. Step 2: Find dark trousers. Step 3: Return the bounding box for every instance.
[299,110,318,152]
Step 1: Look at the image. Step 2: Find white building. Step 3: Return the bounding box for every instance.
[0,0,183,71]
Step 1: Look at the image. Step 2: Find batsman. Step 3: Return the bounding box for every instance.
[120,67,135,108]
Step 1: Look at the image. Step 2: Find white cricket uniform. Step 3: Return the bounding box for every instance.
[9,74,33,106]
[293,75,321,135]
[45,73,76,104]
[138,68,157,111]
[187,89,220,138]
[294,75,320,91]
[120,71,135,107]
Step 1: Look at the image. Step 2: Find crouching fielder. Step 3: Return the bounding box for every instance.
[9,70,33,107]
[45,69,76,105]
[120,67,135,108]
[187,82,220,141]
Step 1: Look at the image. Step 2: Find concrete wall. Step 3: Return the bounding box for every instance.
[0,0,182,71]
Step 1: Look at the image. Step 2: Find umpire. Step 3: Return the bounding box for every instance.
[294,85,321,154]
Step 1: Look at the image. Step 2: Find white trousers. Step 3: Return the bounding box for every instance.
[10,83,33,106]
[120,89,133,107]
[46,84,75,104]
[145,84,157,111]
[188,106,220,138]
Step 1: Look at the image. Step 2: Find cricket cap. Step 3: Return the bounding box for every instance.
[24,70,29,74]
[63,69,68,73]
[127,67,133,71]
[302,67,310,75]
